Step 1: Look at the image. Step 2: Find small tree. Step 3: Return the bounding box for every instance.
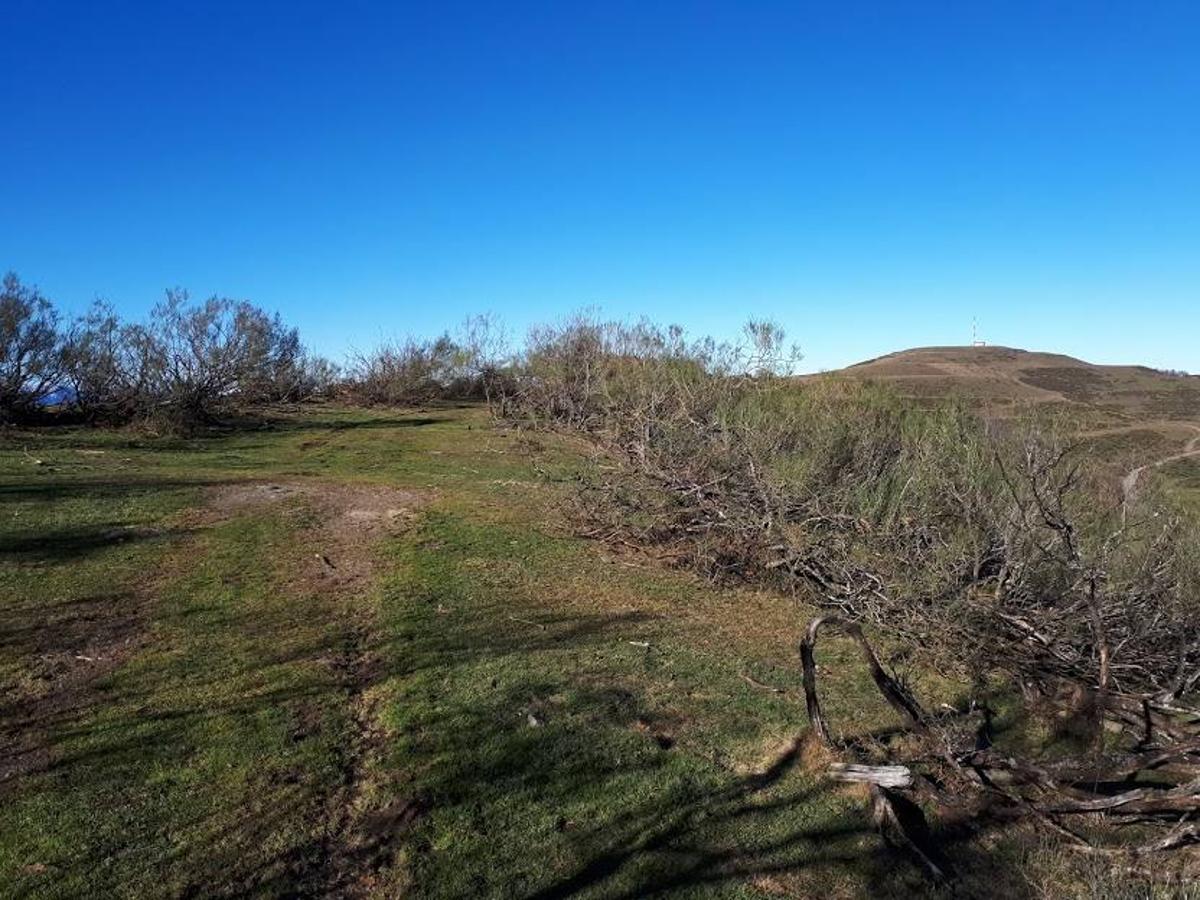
[62,301,152,422]
[458,313,511,405]
[0,272,63,421]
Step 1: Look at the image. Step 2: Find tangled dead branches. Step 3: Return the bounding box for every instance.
[801,614,1200,880]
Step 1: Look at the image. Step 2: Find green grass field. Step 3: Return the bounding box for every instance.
[0,405,1122,898]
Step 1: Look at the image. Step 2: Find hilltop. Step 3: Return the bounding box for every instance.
[837,345,1199,424]
[828,345,1200,505]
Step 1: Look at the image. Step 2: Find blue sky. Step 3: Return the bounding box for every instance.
[3,1,1198,372]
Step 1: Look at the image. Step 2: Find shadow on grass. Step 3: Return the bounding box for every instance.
[350,596,1043,898]
[219,412,452,434]
[3,520,1042,900]
[0,476,224,503]
[0,521,196,563]
[283,415,447,432]
[0,589,144,655]
[0,584,150,794]
[0,409,452,457]
[0,474,227,565]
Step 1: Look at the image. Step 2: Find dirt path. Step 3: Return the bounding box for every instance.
[1121,424,1200,501]
[205,480,428,898]
[205,480,422,593]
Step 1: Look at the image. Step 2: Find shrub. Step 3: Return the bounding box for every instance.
[132,290,311,426]
[347,315,511,406]
[502,314,1200,711]
[503,314,1200,859]
[348,334,465,405]
[61,302,154,422]
[292,353,342,401]
[60,289,319,428]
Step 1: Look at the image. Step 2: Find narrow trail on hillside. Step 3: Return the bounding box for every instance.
[1121,424,1200,502]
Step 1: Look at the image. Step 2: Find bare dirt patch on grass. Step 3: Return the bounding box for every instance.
[205,479,425,593]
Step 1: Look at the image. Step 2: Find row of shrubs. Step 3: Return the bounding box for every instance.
[0,273,509,428]
[2,272,790,432]
[1,273,336,427]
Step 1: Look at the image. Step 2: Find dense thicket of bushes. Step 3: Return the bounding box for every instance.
[497,313,1200,711]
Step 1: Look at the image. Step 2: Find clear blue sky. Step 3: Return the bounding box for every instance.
[3,1,1198,372]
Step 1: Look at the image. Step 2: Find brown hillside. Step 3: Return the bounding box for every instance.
[837,345,1200,425]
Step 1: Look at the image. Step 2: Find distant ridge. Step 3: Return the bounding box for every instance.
[831,345,1199,422]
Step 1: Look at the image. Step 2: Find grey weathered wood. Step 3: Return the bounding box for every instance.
[829,763,913,789]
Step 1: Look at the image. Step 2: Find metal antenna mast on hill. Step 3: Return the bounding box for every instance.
[972,318,986,347]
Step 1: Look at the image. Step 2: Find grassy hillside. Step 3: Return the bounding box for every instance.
[2,404,1033,899]
[5,402,1196,897]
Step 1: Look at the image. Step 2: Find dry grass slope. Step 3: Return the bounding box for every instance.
[830,345,1200,498]
[838,345,1199,423]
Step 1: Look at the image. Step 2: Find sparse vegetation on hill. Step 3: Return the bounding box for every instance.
[4,277,1200,894]
[838,344,1200,423]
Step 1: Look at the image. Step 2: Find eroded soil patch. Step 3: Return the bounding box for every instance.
[206,480,424,593]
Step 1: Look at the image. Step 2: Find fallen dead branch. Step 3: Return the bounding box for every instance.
[829,763,912,788]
